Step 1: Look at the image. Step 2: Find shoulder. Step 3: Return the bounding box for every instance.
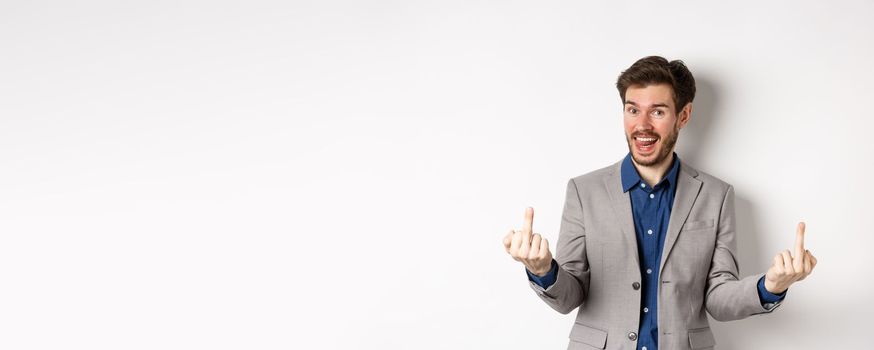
[681,160,733,195]
[567,160,621,189]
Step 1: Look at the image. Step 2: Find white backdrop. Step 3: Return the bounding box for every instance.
[1,1,871,349]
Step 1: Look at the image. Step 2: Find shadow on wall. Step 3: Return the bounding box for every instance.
[676,75,808,349]
[675,76,719,168]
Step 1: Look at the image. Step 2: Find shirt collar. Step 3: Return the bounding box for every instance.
[620,152,681,192]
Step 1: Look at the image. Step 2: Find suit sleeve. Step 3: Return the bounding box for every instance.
[704,185,783,321]
[527,178,590,315]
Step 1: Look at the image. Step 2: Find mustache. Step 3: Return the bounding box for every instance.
[631,132,660,138]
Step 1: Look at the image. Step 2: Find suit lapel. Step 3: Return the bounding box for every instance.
[659,161,703,276]
[604,161,640,267]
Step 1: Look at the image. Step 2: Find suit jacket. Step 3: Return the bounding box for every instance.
[529,158,781,350]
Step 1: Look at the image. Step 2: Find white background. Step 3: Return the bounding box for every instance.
[1,1,871,349]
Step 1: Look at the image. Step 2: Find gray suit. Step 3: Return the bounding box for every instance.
[530,158,781,349]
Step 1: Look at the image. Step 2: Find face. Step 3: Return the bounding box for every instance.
[623,83,691,167]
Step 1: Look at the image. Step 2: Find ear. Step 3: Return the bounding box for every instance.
[677,103,692,129]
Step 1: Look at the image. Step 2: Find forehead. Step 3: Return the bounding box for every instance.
[624,83,674,108]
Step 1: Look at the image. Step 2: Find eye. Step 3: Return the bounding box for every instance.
[627,107,638,114]
[652,110,664,117]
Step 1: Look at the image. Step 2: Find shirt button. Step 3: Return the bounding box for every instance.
[632,282,640,290]
[643,347,648,350]
[647,229,653,235]
[628,332,638,341]
[646,268,652,274]
[649,193,655,199]
[643,307,649,313]
[640,183,645,188]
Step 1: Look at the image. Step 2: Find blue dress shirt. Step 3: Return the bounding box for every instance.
[527,153,786,350]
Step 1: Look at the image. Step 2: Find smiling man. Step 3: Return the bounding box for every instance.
[502,56,817,350]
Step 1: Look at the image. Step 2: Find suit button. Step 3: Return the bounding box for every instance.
[628,332,638,341]
[632,282,640,290]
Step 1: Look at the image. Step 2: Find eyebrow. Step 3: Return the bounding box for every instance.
[624,100,671,109]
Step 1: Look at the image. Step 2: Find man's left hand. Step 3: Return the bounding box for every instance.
[764,222,818,294]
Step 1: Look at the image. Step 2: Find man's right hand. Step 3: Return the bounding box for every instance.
[503,207,553,276]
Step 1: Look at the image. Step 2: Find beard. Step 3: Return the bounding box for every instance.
[626,122,679,167]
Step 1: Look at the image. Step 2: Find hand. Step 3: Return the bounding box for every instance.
[764,222,818,294]
[503,207,553,276]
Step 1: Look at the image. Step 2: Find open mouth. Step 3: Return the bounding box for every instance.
[633,135,659,154]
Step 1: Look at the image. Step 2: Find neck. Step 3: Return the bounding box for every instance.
[632,152,674,187]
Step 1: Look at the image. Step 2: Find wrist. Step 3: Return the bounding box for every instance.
[528,267,548,277]
[764,279,787,294]
[528,262,552,277]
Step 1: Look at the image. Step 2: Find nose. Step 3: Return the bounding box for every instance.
[634,116,654,132]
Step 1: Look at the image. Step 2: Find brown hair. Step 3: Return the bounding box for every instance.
[616,56,696,114]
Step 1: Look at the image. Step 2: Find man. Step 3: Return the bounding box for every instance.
[502,56,817,350]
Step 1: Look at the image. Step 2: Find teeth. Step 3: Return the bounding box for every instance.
[637,137,656,142]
